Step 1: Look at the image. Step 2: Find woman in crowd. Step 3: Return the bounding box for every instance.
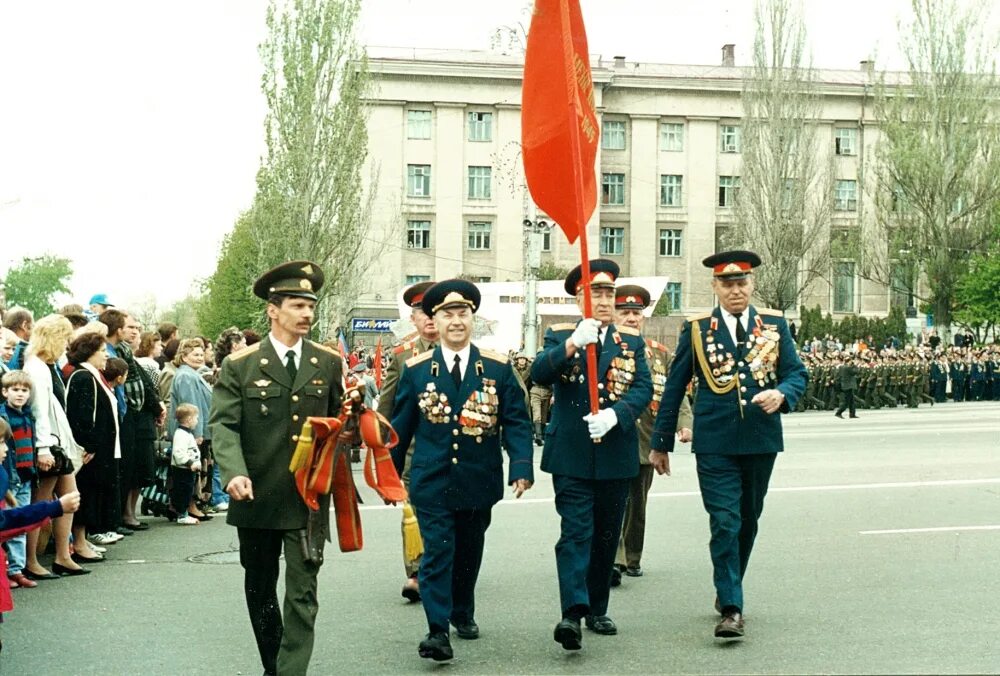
[134,332,163,385]
[213,327,246,367]
[167,339,214,520]
[23,315,97,575]
[158,338,180,410]
[65,332,123,547]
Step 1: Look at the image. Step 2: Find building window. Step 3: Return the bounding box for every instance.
[658,229,682,257]
[718,176,740,207]
[468,166,492,199]
[602,120,626,150]
[659,174,683,207]
[600,226,625,255]
[601,173,625,205]
[467,221,492,250]
[665,282,682,312]
[541,229,552,252]
[468,112,493,142]
[720,125,741,153]
[834,180,858,211]
[473,276,491,283]
[835,128,857,156]
[405,274,430,284]
[406,220,431,249]
[407,110,431,140]
[833,261,856,312]
[407,164,431,197]
[660,122,684,151]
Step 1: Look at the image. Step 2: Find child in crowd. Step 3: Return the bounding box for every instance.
[0,371,37,589]
[170,404,201,525]
[0,417,82,654]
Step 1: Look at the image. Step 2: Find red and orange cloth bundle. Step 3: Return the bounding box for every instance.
[288,388,407,552]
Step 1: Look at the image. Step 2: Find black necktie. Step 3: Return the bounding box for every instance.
[285,350,297,383]
[595,328,604,359]
[451,354,462,389]
[734,313,746,344]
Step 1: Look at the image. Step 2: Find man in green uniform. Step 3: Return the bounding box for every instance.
[377,281,438,602]
[211,260,345,676]
[611,285,692,586]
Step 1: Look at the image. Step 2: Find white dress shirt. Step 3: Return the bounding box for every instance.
[720,308,749,346]
[269,334,303,370]
[439,343,472,382]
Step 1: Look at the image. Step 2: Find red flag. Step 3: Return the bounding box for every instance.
[374,336,383,389]
[521,0,599,244]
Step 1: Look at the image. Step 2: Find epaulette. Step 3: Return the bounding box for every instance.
[479,348,509,364]
[756,307,784,317]
[686,311,711,322]
[229,343,260,361]
[646,338,669,352]
[405,350,434,368]
[392,340,414,355]
[313,342,347,366]
[617,326,640,336]
[549,322,576,332]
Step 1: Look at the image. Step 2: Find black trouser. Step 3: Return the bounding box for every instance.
[836,390,856,417]
[168,466,196,514]
[237,527,322,676]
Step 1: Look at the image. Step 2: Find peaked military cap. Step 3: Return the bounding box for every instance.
[564,259,620,296]
[402,281,435,309]
[615,284,651,309]
[422,279,481,315]
[702,250,762,279]
[253,260,325,301]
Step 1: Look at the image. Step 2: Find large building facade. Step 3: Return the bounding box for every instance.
[354,46,905,333]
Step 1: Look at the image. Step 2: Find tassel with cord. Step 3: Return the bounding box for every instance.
[401,502,423,564]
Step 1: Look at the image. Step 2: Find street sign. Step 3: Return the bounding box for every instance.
[351,318,393,332]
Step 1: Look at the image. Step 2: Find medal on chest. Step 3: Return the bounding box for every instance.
[418,382,451,423]
[458,378,499,442]
[605,332,636,402]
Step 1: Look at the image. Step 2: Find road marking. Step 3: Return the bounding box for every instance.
[358,477,1000,511]
[860,525,1000,536]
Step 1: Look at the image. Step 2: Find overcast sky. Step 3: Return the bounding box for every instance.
[0,0,962,313]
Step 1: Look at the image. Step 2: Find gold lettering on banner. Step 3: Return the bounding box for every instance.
[573,52,598,144]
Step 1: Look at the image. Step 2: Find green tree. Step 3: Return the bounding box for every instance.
[201,0,385,340]
[863,0,1000,334]
[535,261,570,281]
[1,255,73,316]
[953,225,1000,342]
[726,0,833,311]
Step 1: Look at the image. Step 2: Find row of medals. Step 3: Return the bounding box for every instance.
[650,354,667,413]
[458,379,499,440]
[706,330,781,387]
[606,351,636,402]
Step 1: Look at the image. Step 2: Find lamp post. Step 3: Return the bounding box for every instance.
[522,209,552,355]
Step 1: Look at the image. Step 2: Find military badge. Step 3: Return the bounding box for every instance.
[418,382,451,423]
[458,378,500,442]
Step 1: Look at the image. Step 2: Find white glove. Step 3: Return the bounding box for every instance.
[583,408,618,440]
[570,318,601,349]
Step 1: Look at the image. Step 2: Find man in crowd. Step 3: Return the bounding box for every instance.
[2,307,33,370]
[377,280,438,602]
[530,259,652,651]
[835,355,860,419]
[650,250,807,640]
[211,260,345,676]
[389,279,533,662]
[86,293,114,321]
[610,284,692,587]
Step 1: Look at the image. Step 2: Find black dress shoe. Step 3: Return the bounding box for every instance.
[624,565,643,577]
[24,569,61,581]
[115,526,134,536]
[123,521,150,531]
[71,553,105,564]
[835,412,844,418]
[553,618,582,650]
[585,615,618,635]
[418,631,453,661]
[52,563,91,577]
[401,578,421,602]
[452,619,480,640]
[192,513,214,522]
[714,611,745,638]
[610,567,622,587]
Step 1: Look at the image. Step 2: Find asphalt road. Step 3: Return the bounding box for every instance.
[4,401,999,675]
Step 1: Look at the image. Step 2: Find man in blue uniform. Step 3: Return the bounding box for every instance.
[650,250,807,640]
[390,279,534,662]
[530,259,653,651]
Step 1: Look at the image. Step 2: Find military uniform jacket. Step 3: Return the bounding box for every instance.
[390,344,534,511]
[638,339,693,464]
[377,336,435,420]
[210,338,344,530]
[530,322,653,480]
[651,305,807,455]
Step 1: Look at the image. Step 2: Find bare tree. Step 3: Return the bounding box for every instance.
[862,0,1000,332]
[727,0,834,311]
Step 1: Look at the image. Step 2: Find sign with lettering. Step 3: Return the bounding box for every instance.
[351,318,393,332]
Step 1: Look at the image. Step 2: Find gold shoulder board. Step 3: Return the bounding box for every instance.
[312,342,342,359]
[617,326,640,336]
[405,351,434,368]
[756,307,784,317]
[479,348,509,364]
[229,343,260,361]
[549,322,576,332]
[685,311,711,322]
[646,338,668,352]
[392,340,414,355]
